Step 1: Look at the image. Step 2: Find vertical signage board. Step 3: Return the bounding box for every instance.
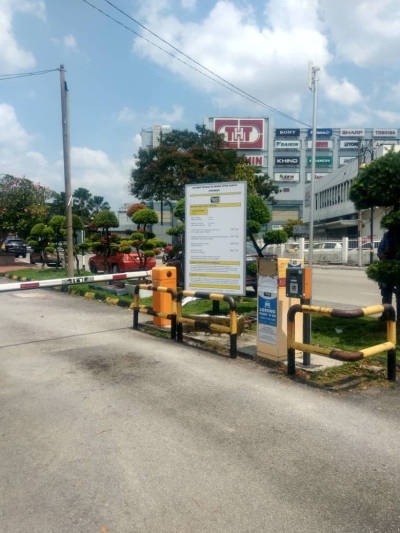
[185,181,247,296]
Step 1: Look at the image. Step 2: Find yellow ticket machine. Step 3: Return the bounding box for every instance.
[256,257,303,362]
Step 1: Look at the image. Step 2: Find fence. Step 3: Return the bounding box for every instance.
[287,303,397,381]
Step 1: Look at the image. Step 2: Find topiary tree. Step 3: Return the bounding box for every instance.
[28,223,55,267]
[350,149,400,288]
[90,210,120,271]
[131,208,166,270]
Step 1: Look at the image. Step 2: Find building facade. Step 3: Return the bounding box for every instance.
[203,118,399,228]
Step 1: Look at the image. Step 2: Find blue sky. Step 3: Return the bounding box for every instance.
[0,0,400,212]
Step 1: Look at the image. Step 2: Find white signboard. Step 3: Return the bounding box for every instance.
[339,156,357,166]
[274,140,301,149]
[306,140,333,149]
[339,140,359,149]
[274,172,300,182]
[340,128,365,137]
[185,181,247,296]
[306,172,328,181]
[373,128,397,138]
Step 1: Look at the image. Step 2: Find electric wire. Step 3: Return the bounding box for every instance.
[0,68,59,81]
[81,0,312,127]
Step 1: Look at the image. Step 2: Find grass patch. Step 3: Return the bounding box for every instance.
[3,267,91,280]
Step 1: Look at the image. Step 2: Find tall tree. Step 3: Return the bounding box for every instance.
[129,124,276,203]
[72,187,92,223]
[89,196,110,216]
[0,174,51,244]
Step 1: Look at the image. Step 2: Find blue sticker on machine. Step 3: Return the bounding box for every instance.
[258,293,277,327]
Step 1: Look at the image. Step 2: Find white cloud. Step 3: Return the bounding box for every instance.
[147,104,184,122]
[181,0,196,9]
[0,103,32,151]
[387,81,400,101]
[63,34,78,50]
[375,110,400,125]
[116,107,137,122]
[322,75,363,106]
[131,0,356,115]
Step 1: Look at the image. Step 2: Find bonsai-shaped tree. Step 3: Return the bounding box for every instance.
[90,210,120,271]
[28,223,55,267]
[131,207,166,270]
[350,149,400,287]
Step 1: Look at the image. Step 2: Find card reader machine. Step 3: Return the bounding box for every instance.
[285,267,311,299]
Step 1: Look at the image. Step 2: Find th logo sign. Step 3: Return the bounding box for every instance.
[214,118,264,149]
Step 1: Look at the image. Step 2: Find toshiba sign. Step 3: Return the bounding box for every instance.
[214,118,264,149]
[373,129,398,138]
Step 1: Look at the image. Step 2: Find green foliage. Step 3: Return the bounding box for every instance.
[173,199,185,222]
[381,211,400,230]
[264,229,288,245]
[28,223,56,266]
[93,210,119,229]
[235,163,256,194]
[366,260,400,285]
[127,203,147,217]
[247,194,271,227]
[132,208,159,227]
[282,218,303,239]
[246,261,258,276]
[0,174,51,243]
[350,151,400,210]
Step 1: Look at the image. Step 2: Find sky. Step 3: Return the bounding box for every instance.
[0,0,400,213]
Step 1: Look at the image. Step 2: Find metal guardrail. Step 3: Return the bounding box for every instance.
[176,290,238,359]
[287,303,397,381]
[133,284,177,340]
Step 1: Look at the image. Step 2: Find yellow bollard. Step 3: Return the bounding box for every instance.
[152,266,177,326]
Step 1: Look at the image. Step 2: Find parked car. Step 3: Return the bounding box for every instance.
[30,250,62,266]
[88,251,157,273]
[4,238,27,258]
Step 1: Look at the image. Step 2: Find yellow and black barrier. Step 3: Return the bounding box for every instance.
[287,304,397,381]
[176,290,238,359]
[133,284,177,340]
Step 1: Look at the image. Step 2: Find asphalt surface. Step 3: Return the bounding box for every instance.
[1,283,400,532]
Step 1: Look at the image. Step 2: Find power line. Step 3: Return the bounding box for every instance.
[81,0,312,127]
[0,68,59,81]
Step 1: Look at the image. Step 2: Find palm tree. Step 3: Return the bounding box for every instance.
[72,187,92,223]
[89,195,110,216]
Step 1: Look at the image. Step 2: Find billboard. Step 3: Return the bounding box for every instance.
[214,118,264,149]
[185,181,247,296]
[339,140,359,149]
[306,140,333,149]
[246,155,265,166]
[306,172,329,181]
[373,128,398,138]
[275,128,300,137]
[307,128,333,137]
[274,140,301,149]
[274,172,300,182]
[275,157,300,166]
[306,156,332,166]
[339,156,357,166]
[340,128,365,137]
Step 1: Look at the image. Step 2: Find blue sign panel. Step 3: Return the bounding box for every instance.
[307,128,333,137]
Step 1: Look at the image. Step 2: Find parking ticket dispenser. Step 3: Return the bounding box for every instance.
[256,257,303,362]
[286,267,311,299]
[152,266,177,327]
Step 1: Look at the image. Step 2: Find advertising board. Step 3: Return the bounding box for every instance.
[274,172,300,182]
[373,129,397,138]
[275,157,300,166]
[339,156,357,166]
[307,128,333,137]
[275,129,300,137]
[306,172,329,181]
[306,156,332,166]
[275,140,300,149]
[340,128,365,137]
[339,140,359,149]
[214,118,265,149]
[185,181,247,296]
[306,140,333,149]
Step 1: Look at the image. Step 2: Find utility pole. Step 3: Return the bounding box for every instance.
[60,64,74,277]
[369,142,375,265]
[357,138,363,267]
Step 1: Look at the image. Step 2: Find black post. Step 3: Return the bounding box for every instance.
[387,348,397,382]
[230,333,237,359]
[288,347,296,376]
[177,322,183,343]
[370,206,374,265]
[301,297,311,366]
[133,308,139,330]
[212,300,220,315]
[170,314,177,340]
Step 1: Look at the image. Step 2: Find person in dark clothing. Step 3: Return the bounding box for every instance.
[377,229,399,320]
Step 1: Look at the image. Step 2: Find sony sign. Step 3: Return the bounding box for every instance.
[339,156,357,166]
[274,172,300,182]
[275,157,300,166]
[275,128,300,137]
[306,172,328,181]
[214,118,264,149]
[340,128,365,137]
[275,140,300,149]
[306,140,333,149]
[373,128,398,138]
[339,140,359,149]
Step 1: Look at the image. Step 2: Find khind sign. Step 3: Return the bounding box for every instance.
[339,140,359,149]
[340,128,365,137]
[275,140,300,149]
[307,128,333,137]
[306,140,333,149]
[275,157,300,166]
[306,156,332,166]
[275,128,300,137]
[373,128,397,138]
[214,118,264,149]
[274,172,300,182]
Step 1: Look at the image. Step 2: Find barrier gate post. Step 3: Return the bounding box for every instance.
[152,266,177,326]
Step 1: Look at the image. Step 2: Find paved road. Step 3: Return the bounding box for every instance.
[1,284,399,533]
